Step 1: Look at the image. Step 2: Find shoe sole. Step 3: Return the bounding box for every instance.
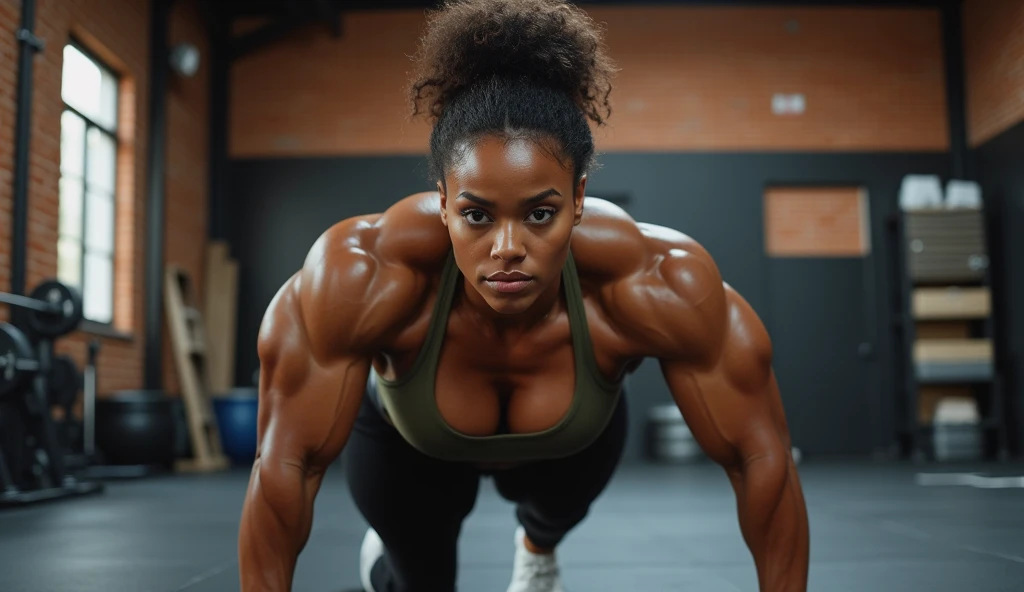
[360,528,384,592]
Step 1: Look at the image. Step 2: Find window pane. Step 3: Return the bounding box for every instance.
[59,177,84,239]
[84,252,113,324]
[99,68,118,131]
[58,237,82,289]
[87,128,116,194]
[60,111,85,177]
[85,191,114,254]
[62,45,103,123]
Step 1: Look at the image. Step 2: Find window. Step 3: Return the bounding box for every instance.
[59,43,118,325]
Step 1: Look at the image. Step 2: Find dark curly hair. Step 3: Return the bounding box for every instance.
[409,0,617,185]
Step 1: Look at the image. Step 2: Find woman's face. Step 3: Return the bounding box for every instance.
[440,135,586,316]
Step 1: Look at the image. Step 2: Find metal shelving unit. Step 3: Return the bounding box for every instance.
[889,206,1009,461]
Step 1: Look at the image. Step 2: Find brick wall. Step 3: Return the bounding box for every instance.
[0,0,209,396]
[0,0,20,321]
[964,0,1024,146]
[229,6,948,157]
[162,0,210,397]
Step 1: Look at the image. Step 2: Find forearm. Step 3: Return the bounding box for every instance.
[731,451,809,592]
[238,458,319,592]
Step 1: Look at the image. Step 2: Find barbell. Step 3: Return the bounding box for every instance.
[0,280,84,338]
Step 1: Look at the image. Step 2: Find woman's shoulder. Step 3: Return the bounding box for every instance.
[574,198,729,359]
[268,193,451,357]
[309,192,452,273]
[372,191,454,270]
[570,197,648,279]
[573,196,718,284]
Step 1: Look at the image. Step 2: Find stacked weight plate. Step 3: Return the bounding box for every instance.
[905,209,987,284]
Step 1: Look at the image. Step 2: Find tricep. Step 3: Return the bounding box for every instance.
[658,286,786,469]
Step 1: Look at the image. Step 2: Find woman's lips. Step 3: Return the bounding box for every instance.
[486,279,532,293]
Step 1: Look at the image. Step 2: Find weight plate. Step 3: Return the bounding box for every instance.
[0,323,36,399]
[48,355,81,409]
[28,281,84,338]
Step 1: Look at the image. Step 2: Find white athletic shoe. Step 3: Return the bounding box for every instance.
[506,526,565,592]
[360,528,384,592]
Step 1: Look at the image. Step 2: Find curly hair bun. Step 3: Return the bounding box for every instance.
[410,0,616,125]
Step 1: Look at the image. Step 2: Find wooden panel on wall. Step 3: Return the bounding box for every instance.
[764,186,870,257]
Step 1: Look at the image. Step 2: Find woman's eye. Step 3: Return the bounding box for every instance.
[463,210,491,224]
[528,209,555,223]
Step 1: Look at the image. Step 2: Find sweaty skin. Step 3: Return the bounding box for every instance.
[238,138,810,591]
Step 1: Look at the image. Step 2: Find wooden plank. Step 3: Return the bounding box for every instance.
[204,242,240,394]
[219,259,239,391]
[204,243,225,393]
[913,338,993,362]
[913,286,990,319]
[166,265,228,472]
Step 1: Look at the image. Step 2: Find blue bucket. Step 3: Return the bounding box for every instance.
[212,388,259,465]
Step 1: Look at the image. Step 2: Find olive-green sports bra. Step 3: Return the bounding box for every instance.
[374,249,622,463]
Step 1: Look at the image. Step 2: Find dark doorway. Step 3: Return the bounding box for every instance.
[763,187,880,457]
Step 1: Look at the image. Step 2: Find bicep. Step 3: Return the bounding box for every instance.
[659,285,791,468]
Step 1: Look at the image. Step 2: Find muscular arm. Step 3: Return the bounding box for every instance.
[661,291,809,592]
[614,226,809,591]
[238,316,369,591]
[238,219,422,591]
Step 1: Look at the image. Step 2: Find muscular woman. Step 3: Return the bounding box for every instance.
[238,1,810,591]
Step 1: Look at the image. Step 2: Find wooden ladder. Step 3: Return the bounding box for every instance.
[165,265,229,473]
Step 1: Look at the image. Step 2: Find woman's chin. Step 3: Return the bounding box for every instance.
[476,286,538,314]
[484,295,534,315]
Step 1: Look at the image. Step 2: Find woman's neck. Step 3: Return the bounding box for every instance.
[456,275,564,339]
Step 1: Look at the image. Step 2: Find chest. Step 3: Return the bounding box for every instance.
[376,292,632,436]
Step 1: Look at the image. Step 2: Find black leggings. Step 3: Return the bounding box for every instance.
[343,376,628,592]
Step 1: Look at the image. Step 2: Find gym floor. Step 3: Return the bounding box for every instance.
[1,460,1022,592]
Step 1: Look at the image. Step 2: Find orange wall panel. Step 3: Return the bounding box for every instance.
[230,6,949,157]
[964,0,1024,146]
[764,187,870,257]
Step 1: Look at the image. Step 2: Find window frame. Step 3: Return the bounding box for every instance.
[59,39,120,327]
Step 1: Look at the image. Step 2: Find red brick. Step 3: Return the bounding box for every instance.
[964,0,1024,145]
[229,6,948,156]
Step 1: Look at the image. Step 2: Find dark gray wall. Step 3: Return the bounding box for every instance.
[226,152,950,461]
[976,120,1024,456]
